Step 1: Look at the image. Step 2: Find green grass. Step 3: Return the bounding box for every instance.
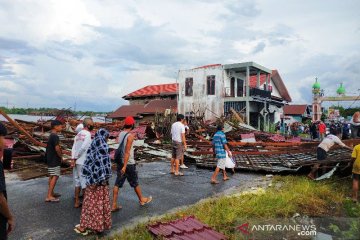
[108,176,360,239]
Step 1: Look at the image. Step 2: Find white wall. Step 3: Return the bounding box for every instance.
[178,66,224,120]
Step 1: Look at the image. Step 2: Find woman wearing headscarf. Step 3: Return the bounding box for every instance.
[74,129,112,235]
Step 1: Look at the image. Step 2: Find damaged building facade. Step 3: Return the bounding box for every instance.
[177,62,292,130]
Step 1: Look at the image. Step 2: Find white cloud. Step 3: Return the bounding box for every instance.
[0,0,359,110]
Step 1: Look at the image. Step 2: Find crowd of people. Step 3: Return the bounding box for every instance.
[275,111,360,141]
[0,111,360,238]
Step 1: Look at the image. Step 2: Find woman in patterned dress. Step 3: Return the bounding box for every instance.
[74,128,112,235]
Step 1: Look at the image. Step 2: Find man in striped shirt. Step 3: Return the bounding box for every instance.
[211,124,231,184]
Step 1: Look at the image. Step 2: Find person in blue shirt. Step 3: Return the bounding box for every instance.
[211,124,232,184]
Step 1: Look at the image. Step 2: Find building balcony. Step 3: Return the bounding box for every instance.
[249,87,271,99]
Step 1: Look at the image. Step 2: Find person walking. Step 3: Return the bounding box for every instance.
[307,134,352,180]
[71,118,93,208]
[112,116,152,212]
[74,129,112,235]
[0,123,15,239]
[170,114,187,176]
[211,124,231,184]
[351,112,360,138]
[45,120,63,203]
[351,143,360,203]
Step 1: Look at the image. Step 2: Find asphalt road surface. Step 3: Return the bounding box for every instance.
[7,161,262,240]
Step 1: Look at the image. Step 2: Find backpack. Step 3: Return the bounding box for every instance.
[114,132,129,168]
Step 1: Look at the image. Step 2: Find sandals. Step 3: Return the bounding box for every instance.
[223,177,230,181]
[140,196,153,206]
[111,206,122,212]
[74,226,90,236]
[45,198,60,203]
[53,193,61,198]
[211,180,219,184]
[174,172,184,176]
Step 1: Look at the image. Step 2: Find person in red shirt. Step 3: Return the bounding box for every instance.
[318,121,326,141]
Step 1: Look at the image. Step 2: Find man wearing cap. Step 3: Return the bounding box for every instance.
[170,114,187,176]
[71,118,93,208]
[0,123,15,239]
[112,116,152,212]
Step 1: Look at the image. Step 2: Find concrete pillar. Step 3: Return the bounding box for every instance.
[263,102,267,131]
[265,74,269,91]
[256,71,260,88]
[246,66,250,125]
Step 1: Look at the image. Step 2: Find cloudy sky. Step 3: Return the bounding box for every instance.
[0,0,359,111]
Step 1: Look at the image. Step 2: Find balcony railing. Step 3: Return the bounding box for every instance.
[249,87,271,99]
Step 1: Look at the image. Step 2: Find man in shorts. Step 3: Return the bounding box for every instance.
[351,143,360,203]
[307,133,352,180]
[170,114,187,176]
[112,116,152,212]
[211,124,231,184]
[45,120,63,202]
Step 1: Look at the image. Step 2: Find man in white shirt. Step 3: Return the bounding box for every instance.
[170,114,187,176]
[71,118,93,208]
[307,134,352,180]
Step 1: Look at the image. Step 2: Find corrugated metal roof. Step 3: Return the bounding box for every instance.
[148,216,227,240]
[124,83,178,99]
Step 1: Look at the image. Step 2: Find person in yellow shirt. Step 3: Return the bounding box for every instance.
[352,143,360,203]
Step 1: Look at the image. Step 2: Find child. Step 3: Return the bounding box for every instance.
[352,143,360,203]
[45,120,63,202]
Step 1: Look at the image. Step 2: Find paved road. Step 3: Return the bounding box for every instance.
[7,161,262,240]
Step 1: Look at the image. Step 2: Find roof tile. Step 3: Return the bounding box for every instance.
[148,216,227,240]
[124,83,178,98]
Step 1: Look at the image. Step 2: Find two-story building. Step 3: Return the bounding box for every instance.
[177,62,292,130]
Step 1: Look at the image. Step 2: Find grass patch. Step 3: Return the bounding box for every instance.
[108,175,359,239]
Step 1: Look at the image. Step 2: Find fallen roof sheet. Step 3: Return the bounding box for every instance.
[148,216,227,240]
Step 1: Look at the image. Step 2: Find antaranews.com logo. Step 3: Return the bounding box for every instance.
[237,222,317,239]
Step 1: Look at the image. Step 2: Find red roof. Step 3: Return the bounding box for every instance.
[107,104,145,119]
[148,216,227,240]
[283,104,308,115]
[247,70,292,102]
[143,99,177,114]
[194,64,222,69]
[124,83,178,99]
[108,99,177,119]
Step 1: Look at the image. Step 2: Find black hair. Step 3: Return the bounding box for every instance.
[177,114,185,121]
[124,124,134,130]
[217,124,224,131]
[0,122,7,136]
[51,120,62,129]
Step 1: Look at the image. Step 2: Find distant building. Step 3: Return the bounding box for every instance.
[177,62,292,131]
[283,104,312,123]
[107,83,178,122]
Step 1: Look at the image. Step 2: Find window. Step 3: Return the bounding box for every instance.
[207,75,215,95]
[185,78,193,96]
[237,79,244,97]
